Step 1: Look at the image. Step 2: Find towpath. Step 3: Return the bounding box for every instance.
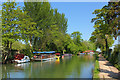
[99,54,120,80]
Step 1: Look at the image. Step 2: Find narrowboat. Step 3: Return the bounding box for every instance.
[32,51,56,61]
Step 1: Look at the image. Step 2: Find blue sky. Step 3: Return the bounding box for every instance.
[50,2,108,40]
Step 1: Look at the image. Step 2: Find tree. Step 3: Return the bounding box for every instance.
[71,31,82,45]
[12,41,26,50]
[24,2,68,52]
[2,2,23,63]
[71,31,83,52]
[89,29,114,53]
[24,2,50,50]
[19,11,38,48]
[90,2,119,55]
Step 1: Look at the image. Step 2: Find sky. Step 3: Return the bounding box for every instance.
[50,2,108,41]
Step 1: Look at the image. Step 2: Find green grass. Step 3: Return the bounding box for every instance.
[93,54,100,78]
[114,64,120,71]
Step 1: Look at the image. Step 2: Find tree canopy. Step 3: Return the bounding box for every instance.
[89,2,120,52]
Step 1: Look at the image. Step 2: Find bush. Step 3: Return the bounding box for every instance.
[109,44,120,70]
[115,64,120,70]
[20,44,34,58]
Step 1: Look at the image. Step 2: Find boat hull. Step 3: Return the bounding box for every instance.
[14,59,30,64]
[13,56,30,64]
[31,57,56,62]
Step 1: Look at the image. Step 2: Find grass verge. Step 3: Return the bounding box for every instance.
[93,54,99,78]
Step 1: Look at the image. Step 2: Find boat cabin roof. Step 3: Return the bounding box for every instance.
[33,51,55,54]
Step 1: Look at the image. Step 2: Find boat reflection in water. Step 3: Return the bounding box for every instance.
[15,63,30,69]
[2,54,94,78]
[55,57,60,64]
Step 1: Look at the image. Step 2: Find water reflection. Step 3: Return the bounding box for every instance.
[2,55,94,78]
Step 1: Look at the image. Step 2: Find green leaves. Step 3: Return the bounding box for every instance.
[12,41,26,50]
[23,2,68,52]
[2,2,23,47]
[90,2,120,52]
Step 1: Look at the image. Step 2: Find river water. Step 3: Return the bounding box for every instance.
[2,55,95,78]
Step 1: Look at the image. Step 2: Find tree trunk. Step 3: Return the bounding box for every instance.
[9,42,12,57]
[29,37,33,58]
[6,41,9,48]
[10,42,12,50]
[3,40,9,64]
[33,37,37,50]
[105,38,108,57]
[3,55,7,64]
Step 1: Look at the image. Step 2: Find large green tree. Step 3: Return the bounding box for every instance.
[24,2,68,52]
[90,2,120,54]
[2,2,23,63]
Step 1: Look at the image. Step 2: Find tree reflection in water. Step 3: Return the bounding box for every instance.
[2,55,94,78]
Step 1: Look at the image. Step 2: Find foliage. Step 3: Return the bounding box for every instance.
[110,44,120,70]
[20,44,33,58]
[23,2,68,52]
[89,2,120,52]
[71,31,82,45]
[2,2,24,63]
[89,31,114,52]
[12,41,26,50]
[81,40,96,51]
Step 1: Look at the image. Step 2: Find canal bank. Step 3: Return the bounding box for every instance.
[99,54,120,79]
[93,54,99,78]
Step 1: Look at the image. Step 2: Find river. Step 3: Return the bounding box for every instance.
[2,55,95,78]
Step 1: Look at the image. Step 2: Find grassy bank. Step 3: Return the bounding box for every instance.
[93,53,99,78]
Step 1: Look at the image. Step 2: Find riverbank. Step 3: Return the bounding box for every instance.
[99,54,120,79]
[93,53,99,78]
[93,59,99,78]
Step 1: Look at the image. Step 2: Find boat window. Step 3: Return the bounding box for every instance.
[25,57,27,59]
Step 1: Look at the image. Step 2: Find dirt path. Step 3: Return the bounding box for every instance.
[99,54,120,80]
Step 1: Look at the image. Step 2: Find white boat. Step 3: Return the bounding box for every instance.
[14,56,30,64]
